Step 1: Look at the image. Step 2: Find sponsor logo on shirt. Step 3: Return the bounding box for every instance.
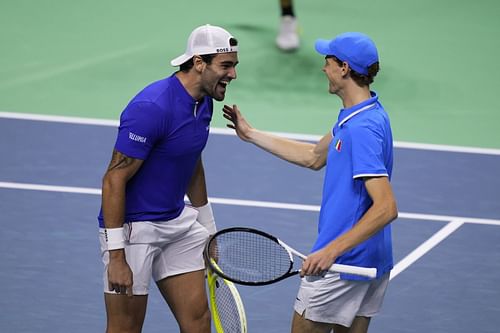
[129,132,147,143]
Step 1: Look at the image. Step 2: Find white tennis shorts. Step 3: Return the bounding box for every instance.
[99,206,209,295]
[294,272,390,327]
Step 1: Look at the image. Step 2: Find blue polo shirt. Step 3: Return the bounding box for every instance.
[312,92,394,280]
[98,74,213,227]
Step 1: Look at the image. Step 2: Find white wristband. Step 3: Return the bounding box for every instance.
[196,202,217,234]
[104,227,126,250]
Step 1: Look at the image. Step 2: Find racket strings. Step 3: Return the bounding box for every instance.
[209,231,292,283]
[214,279,243,332]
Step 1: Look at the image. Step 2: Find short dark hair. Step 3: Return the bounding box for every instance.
[179,54,216,72]
[329,56,379,86]
[179,37,238,72]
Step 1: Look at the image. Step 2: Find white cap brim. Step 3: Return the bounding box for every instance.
[170,53,193,67]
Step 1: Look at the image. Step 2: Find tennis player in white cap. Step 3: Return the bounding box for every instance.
[98,24,238,333]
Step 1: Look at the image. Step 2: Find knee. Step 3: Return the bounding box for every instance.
[179,306,211,333]
[106,310,144,333]
[106,319,143,333]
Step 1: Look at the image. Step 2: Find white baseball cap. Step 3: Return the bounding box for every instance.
[170,24,238,66]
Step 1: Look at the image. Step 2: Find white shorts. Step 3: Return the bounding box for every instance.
[294,272,390,327]
[99,206,209,295]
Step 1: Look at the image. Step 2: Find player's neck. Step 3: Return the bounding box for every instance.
[175,71,204,101]
[340,83,371,109]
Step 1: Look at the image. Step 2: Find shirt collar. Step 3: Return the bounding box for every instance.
[333,91,378,135]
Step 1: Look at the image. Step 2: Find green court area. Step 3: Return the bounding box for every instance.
[1,0,499,148]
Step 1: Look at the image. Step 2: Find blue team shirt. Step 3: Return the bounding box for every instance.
[98,74,213,227]
[312,92,394,280]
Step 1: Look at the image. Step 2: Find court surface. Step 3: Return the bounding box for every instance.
[1,1,500,332]
[1,116,499,333]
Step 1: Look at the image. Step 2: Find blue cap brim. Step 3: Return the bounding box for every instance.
[314,39,333,55]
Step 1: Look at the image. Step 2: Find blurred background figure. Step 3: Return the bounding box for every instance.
[276,0,300,51]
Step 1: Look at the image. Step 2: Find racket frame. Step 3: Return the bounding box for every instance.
[205,227,377,286]
[207,263,247,333]
[205,227,297,286]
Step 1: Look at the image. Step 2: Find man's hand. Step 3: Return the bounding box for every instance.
[301,247,339,277]
[107,250,134,297]
[222,104,253,142]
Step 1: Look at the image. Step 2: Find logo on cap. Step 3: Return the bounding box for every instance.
[171,24,238,66]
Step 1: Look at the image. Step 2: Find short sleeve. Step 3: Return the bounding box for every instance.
[350,125,388,178]
[115,102,164,160]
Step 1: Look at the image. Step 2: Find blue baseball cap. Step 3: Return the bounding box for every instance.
[315,32,378,75]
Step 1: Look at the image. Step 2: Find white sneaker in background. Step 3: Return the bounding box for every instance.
[276,15,300,51]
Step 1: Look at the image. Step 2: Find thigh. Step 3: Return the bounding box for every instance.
[100,230,159,296]
[152,220,208,280]
[156,270,210,332]
[291,311,333,333]
[331,316,371,333]
[293,273,371,327]
[347,316,371,333]
[357,273,390,317]
[295,315,370,333]
[104,293,148,333]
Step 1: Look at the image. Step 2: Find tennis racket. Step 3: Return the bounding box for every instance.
[207,262,247,333]
[205,227,377,286]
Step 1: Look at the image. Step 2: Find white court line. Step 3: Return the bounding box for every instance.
[0,181,101,195]
[0,111,119,127]
[390,220,465,280]
[0,114,498,283]
[2,181,499,281]
[1,181,499,227]
[2,111,500,155]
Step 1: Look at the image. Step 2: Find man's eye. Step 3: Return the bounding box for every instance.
[219,63,234,69]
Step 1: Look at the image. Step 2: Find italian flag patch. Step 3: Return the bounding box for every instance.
[335,139,342,152]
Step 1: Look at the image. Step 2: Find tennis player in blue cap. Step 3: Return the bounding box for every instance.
[223,31,397,333]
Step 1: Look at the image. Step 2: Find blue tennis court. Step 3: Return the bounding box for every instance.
[1,115,499,332]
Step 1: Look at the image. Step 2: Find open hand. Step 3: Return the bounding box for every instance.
[222,104,253,142]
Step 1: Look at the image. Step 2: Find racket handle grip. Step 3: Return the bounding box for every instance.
[330,264,377,278]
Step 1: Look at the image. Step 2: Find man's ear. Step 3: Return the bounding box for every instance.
[193,55,205,72]
[341,61,350,77]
